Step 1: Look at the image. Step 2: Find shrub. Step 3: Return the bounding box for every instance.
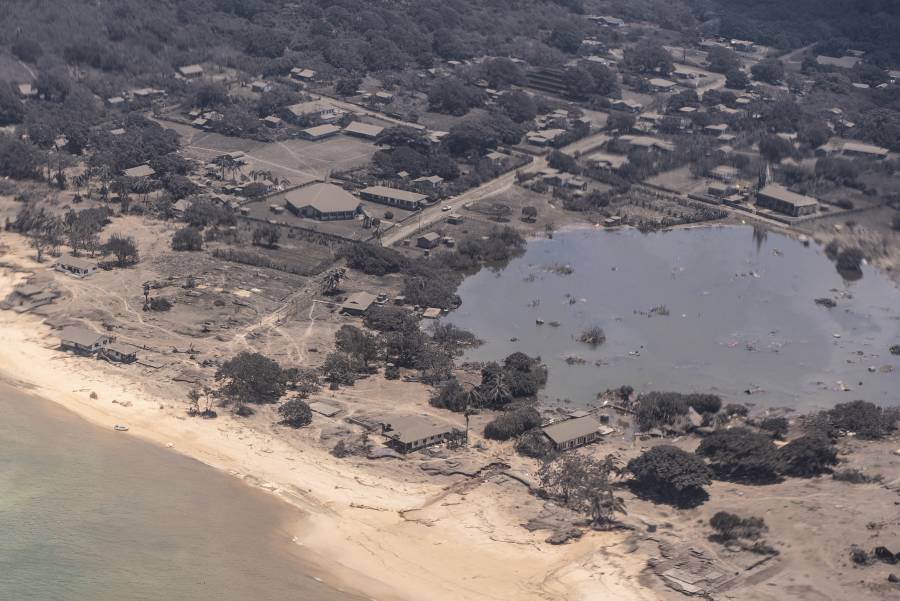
[709,512,767,542]
[696,428,780,483]
[832,469,882,484]
[635,392,689,431]
[147,297,173,311]
[278,398,312,428]
[252,224,280,248]
[515,429,554,458]
[777,435,838,477]
[364,305,418,332]
[341,243,408,276]
[384,365,400,380]
[819,400,897,440]
[758,416,789,439]
[724,403,749,417]
[171,226,203,251]
[429,378,468,412]
[685,394,722,415]
[627,445,712,507]
[483,406,541,441]
[323,352,357,385]
[578,326,606,346]
[836,247,864,274]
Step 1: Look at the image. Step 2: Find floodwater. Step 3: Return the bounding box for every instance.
[0,382,357,601]
[446,226,899,411]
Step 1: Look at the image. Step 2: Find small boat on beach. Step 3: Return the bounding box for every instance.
[113,424,129,431]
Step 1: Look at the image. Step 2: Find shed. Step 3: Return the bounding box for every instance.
[417,232,441,249]
[178,64,204,78]
[102,343,138,363]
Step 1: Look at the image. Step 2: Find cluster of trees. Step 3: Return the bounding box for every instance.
[10,204,128,264]
[538,454,626,528]
[371,126,459,180]
[634,391,723,431]
[430,351,548,413]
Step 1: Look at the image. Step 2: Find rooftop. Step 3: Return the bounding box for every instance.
[542,415,602,445]
[123,164,156,178]
[343,121,384,137]
[384,415,458,445]
[302,124,341,138]
[60,326,108,347]
[758,184,818,207]
[284,182,360,214]
[361,186,428,203]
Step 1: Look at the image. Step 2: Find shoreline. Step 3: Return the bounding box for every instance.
[0,243,656,601]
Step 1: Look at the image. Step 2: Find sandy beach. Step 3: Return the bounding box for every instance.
[0,244,656,601]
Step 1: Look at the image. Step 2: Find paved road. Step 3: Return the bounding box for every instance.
[380,130,615,246]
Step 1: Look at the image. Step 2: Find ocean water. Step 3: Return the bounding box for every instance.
[446,226,899,410]
[0,382,356,601]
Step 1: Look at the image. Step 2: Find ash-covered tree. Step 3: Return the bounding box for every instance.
[751,59,785,84]
[483,405,541,440]
[252,224,280,248]
[499,90,537,123]
[539,454,626,528]
[171,226,203,251]
[104,234,139,266]
[627,445,712,507]
[215,351,284,414]
[696,427,780,484]
[323,352,358,386]
[334,325,378,370]
[777,434,838,477]
[278,398,313,428]
[429,378,469,412]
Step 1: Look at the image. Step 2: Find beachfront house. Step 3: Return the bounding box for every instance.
[756,184,818,218]
[382,415,461,454]
[541,415,604,451]
[101,342,138,364]
[59,327,114,355]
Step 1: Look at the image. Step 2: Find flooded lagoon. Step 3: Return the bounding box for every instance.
[446,226,899,411]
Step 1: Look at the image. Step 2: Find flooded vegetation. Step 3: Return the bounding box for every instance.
[447,226,899,410]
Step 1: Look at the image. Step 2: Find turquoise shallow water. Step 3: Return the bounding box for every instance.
[447,226,899,410]
[0,382,355,601]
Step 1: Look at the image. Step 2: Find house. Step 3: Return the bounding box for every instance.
[618,135,675,153]
[708,182,736,198]
[526,128,567,146]
[816,55,860,70]
[703,123,729,136]
[412,175,444,195]
[290,67,317,81]
[417,232,441,249]
[106,96,126,108]
[109,127,127,136]
[262,115,283,128]
[541,415,604,451]
[123,164,156,178]
[250,80,272,94]
[287,100,340,123]
[756,184,818,217]
[485,151,509,166]
[178,64,204,78]
[382,415,461,454]
[730,39,755,52]
[55,255,98,278]
[309,402,342,417]
[373,91,394,103]
[840,141,889,160]
[709,165,738,183]
[301,124,341,141]
[101,342,137,363]
[342,121,384,140]
[584,151,629,171]
[609,99,642,113]
[422,307,442,319]
[649,78,677,92]
[359,186,428,210]
[588,15,625,27]
[341,291,377,316]
[283,182,360,221]
[1,283,58,312]
[17,82,37,98]
[59,327,113,355]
